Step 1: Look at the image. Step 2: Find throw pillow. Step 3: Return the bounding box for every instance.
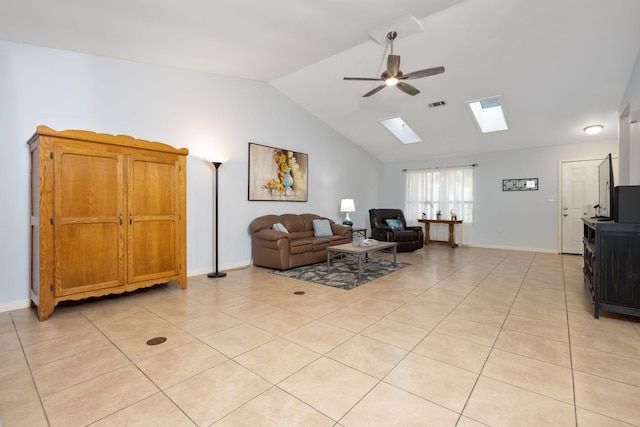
[385,218,404,231]
[272,223,289,233]
[312,219,333,237]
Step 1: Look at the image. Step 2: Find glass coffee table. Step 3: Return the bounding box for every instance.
[326,241,397,281]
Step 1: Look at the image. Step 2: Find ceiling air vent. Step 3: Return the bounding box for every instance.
[428,100,447,108]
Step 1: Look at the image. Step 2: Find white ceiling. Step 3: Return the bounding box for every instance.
[2,0,639,162]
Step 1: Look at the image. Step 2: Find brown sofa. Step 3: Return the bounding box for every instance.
[249,213,352,270]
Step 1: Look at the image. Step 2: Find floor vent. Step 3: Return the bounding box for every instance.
[428,100,447,108]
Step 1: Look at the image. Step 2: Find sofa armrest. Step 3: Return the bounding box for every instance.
[253,228,289,242]
[331,223,352,238]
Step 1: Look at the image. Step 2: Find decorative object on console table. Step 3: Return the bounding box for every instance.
[340,198,355,225]
[28,126,188,320]
[582,217,640,318]
[248,142,308,201]
[208,159,226,278]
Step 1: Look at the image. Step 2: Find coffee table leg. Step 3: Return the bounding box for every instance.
[358,253,363,281]
[327,250,332,274]
[393,245,397,265]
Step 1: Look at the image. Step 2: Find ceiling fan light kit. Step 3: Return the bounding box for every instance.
[344,31,445,97]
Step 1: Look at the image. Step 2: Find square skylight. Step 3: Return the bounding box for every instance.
[378,116,422,144]
[466,96,509,133]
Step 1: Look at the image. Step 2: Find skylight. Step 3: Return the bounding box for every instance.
[378,116,422,144]
[466,96,509,133]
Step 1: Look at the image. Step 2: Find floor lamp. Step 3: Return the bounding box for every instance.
[208,160,226,278]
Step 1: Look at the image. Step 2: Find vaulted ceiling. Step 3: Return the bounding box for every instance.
[2,0,639,162]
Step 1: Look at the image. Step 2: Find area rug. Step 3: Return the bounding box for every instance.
[271,258,410,290]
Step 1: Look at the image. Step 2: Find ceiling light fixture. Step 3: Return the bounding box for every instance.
[385,77,399,86]
[583,124,604,135]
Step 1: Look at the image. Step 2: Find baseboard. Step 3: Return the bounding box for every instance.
[465,243,558,254]
[0,298,31,314]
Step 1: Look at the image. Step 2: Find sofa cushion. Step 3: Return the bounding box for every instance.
[312,219,333,237]
[290,239,313,254]
[272,223,289,233]
[385,219,405,231]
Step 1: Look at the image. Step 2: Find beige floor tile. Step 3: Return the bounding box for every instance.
[502,313,569,342]
[196,289,253,310]
[570,326,640,360]
[572,345,640,386]
[360,318,429,350]
[463,376,575,426]
[494,329,571,367]
[0,398,48,427]
[320,307,380,333]
[576,407,637,427]
[31,343,130,396]
[482,349,574,403]
[201,323,276,358]
[235,338,320,383]
[0,370,41,415]
[284,320,355,354]
[152,299,217,323]
[345,296,402,317]
[214,386,334,426]
[165,360,271,426]
[433,317,500,347]
[220,300,281,321]
[456,416,489,427]
[41,364,158,427]
[14,311,98,347]
[574,371,640,425]
[509,300,567,324]
[249,309,314,335]
[385,304,450,330]
[91,392,195,427]
[412,332,491,373]
[96,309,171,342]
[23,327,113,367]
[279,357,378,421]
[340,381,459,427]
[285,298,341,319]
[448,304,509,328]
[384,352,478,413]
[0,328,21,353]
[0,347,30,378]
[326,335,408,379]
[175,309,242,338]
[136,340,228,389]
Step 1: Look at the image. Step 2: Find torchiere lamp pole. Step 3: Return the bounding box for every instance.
[208,160,226,278]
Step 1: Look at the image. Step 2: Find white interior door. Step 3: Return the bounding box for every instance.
[561,160,599,254]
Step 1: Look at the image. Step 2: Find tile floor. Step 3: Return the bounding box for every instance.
[2,246,640,426]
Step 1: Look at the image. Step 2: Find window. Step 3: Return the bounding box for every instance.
[404,166,474,224]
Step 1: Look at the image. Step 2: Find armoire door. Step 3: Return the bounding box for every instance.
[127,155,180,283]
[54,145,125,296]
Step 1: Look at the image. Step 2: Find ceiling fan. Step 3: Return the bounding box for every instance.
[343,31,445,97]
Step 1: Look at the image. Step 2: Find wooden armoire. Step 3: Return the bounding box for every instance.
[29,126,188,320]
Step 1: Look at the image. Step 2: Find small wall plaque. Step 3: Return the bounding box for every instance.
[502,178,538,191]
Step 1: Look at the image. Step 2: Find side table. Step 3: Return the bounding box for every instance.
[417,219,463,248]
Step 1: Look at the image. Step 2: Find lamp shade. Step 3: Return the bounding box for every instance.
[340,199,355,213]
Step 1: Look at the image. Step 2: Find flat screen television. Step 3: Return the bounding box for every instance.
[597,153,614,219]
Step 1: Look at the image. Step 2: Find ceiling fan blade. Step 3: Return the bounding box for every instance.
[363,85,386,97]
[402,66,445,80]
[387,54,400,76]
[396,82,420,96]
[344,76,383,81]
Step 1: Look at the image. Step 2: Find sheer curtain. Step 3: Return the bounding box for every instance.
[404,166,474,243]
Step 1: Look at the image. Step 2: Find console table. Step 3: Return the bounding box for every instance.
[417,219,463,248]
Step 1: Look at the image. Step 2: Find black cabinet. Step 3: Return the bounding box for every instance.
[583,218,640,318]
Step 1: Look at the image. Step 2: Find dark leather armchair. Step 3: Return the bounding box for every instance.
[369,208,424,252]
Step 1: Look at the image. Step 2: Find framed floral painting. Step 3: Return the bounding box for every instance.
[248,143,308,201]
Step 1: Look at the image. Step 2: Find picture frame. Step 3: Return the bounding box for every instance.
[502,178,538,191]
[248,142,308,201]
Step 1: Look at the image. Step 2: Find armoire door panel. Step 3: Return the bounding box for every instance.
[129,220,177,280]
[54,146,125,295]
[57,223,123,295]
[128,156,179,283]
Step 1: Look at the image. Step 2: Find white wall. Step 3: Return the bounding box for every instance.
[0,41,382,311]
[618,50,640,185]
[382,140,617,252]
